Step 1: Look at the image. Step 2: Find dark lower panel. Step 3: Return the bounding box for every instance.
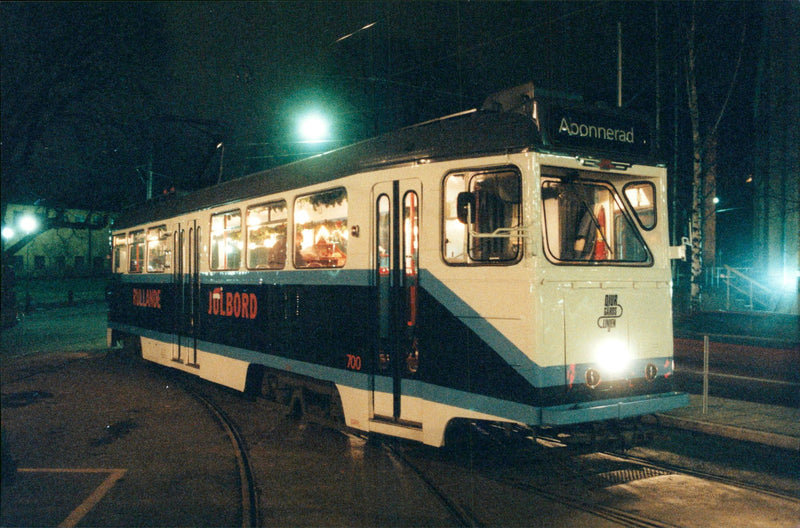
[108,277,676,410]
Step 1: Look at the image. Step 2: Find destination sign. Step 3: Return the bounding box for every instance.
[540,103,653,158]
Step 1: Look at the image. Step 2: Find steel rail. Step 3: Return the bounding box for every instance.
[492,474,682,528]
[600,450,800,505]
[383,442,484,528]
[184,385,260,528]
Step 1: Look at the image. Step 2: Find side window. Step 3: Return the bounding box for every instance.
[210,210,242,270]
[128,230,145,273]
[294,188,347,268]
[623,181,656,230]
[442,168,522,265]
[146,225,169,272]
[247,201,287,269]
[113,234,127,273]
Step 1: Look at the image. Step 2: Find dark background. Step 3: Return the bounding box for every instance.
[1,1,786,266]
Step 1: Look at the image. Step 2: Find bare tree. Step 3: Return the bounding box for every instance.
[683,2,747,311]
[0,3,167,210]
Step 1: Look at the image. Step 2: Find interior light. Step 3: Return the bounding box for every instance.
[316,225,331,241]
[295,210,310,225]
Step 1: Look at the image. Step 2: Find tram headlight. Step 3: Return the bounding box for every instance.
[595,338,631,377]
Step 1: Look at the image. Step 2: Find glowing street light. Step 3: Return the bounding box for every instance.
[1,226,14,239]
[298,112,331,144]
[19,214,39,234]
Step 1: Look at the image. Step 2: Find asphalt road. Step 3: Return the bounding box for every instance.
[1,348,243,527]
[1,302,108,358]
[2,303,798,527]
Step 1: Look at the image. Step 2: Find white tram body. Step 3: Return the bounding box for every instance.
[108,84,688,446]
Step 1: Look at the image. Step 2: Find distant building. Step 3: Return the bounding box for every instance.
[1,204,112,278]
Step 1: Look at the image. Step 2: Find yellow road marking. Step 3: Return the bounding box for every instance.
[17,468,127,528]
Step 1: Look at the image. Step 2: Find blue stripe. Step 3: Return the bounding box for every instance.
[119,274,173,285]
[110,322,684,426]
[541,392,690,425]
[110,323,544,423]
[119,269,372,286]
[109,321,170,342]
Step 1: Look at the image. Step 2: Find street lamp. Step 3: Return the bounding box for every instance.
[19,214,39,234]
[298,112,331,144]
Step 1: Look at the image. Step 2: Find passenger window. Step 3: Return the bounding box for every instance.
[113,234,127,273]
[146,225,169,272]
[294,188,347,268]
[442,169,521,264]
[623,182,656,230]
[210,210,242,270]
[128,230,145,273]
[443,174,467,262]
[247,201,287,269]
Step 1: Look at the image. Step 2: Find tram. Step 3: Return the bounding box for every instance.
[107,83,688,447]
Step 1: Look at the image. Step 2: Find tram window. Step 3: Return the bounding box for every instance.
[541,177,651,264]
[404,191,420,374]
[623,182,656,230]
[443,174,467,262]
[112,234,127,273]
[294,188,347,268]
[128,230,145,273]
[443,169,521,264]
[146,225,169,272]
[246,201,287,269]
[210,210,242,270]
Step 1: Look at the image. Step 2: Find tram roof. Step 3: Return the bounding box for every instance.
[113,109,542,229]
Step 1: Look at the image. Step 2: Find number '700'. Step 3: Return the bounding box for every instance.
[346,354,362,371]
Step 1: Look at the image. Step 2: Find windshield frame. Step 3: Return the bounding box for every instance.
[540,170,653,267]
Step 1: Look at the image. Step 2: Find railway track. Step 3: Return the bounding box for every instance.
[492,475,682,528]
[132,352,797,528]
[178,379,260,528]
[388,427,683,528]
[382,440,485,528]
[391,420,799,528]
[601,449,800,505]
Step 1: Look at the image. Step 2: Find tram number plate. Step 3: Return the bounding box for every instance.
[346,354,362,371]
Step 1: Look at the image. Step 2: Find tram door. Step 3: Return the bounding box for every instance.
[372,180,422,424]
[173,220,200,365]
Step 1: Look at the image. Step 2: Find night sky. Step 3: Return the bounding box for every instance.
[0,1,771,226]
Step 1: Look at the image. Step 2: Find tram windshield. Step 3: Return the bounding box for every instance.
[541,174,651,265]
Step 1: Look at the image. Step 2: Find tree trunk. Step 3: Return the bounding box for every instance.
[686,8,704,312]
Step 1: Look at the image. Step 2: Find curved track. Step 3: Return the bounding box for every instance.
[382,440,484,528]
[180,381,260,528]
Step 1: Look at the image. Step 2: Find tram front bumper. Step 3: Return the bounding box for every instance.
[540,391,689,426]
